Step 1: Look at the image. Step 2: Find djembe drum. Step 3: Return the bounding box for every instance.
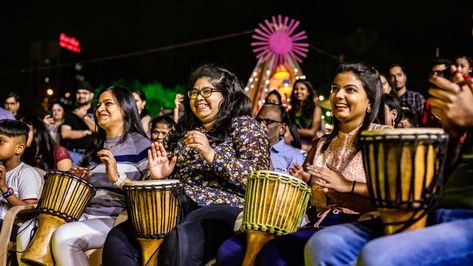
[123,179,182,266]
[21,170,96,265]
[359,128,448,234]
[241,171,311,266]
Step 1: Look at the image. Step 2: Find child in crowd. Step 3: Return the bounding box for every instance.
[0,119,42,227]
[150,115,176,143]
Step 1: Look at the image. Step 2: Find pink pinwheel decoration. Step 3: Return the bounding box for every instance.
[251,15,309,65]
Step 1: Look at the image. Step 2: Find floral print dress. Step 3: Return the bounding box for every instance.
[164,115,271,208]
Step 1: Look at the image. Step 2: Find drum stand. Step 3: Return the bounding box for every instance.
[21,214,65,265]
[242,230,274,266]
[138,238,164,266]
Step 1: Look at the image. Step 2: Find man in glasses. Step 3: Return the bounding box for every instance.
[256,103,305,173]
[422,58,452,127]
[60,81,96,166]
[431,58,452,78]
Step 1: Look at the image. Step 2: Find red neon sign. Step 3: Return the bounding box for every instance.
[59,33,81,53]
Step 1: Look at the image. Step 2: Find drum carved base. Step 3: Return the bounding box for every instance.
[137,238,164,266]
[242,230,275,266]
[21,214,65,266]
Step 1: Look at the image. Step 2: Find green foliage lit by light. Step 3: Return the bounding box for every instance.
[95,80,185,117]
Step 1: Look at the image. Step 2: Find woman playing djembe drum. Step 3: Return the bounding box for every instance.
[102,65,270,266]
[304,62,473,266]
[16,85,151,265]
[217,61,389,265]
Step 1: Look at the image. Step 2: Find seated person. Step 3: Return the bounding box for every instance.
[256,103,305,173]
[0,119,42,229]
[265,90,283,105]
[102,65,270,266]
[305,65,473,266]
[16,85,150,265]
[150,115,176,143]
[398,107,419,128]
[217,61,388,265]
[383,93,402,128]
[21,114,72,171]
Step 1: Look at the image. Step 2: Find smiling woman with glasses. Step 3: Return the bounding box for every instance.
[187,87,222,99]
[103,64,270,266]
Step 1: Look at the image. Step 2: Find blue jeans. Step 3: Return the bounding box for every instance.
[304,209,473,266]
[68,150,84,166]
[217,211,359,266]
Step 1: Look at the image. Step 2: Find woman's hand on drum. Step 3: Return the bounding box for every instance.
[184,130,215,164]
[289,163,310,183]
[307,164,352,193]
[97,149,120,182]
[148,142,177,179]
[69,166,91,179]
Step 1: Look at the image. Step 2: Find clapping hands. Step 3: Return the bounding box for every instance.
[148,142,177,179]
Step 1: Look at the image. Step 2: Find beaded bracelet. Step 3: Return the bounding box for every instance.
[2,187,14,199]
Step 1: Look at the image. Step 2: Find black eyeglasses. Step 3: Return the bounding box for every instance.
[256,118,283,126]
[431,70,447,76]
[187,87,221,99]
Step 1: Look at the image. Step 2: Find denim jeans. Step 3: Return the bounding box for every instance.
[304,209,473,266]
[68,150,84,166]
[217,211,359,266]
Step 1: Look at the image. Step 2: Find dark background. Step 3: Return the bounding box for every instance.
[0,0,471,115]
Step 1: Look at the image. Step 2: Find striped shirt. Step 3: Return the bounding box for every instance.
[85,132,150,217]
[270,139,306,173]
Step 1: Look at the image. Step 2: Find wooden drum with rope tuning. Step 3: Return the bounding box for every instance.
[241,170,311,266]
[359,128,448,234]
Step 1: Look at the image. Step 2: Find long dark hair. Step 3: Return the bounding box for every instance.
[323,62,383,151]
[170,65,251,145]
[288,79,317,128]
[286,121,302,149]
[21,114,57,170]
[80,85,148,167]
[132,88,149,118]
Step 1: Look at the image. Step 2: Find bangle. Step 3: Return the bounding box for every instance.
[350,181,356,194]
[2,187,14,199]
[113,173,126,188]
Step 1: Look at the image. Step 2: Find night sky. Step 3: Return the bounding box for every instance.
[0,0,471,115]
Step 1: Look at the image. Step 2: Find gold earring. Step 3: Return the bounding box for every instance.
[392,118,396,127]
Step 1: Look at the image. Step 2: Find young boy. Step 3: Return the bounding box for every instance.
[0,119,42,227]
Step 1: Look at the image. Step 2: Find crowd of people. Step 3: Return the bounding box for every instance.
[0,54,470,265]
